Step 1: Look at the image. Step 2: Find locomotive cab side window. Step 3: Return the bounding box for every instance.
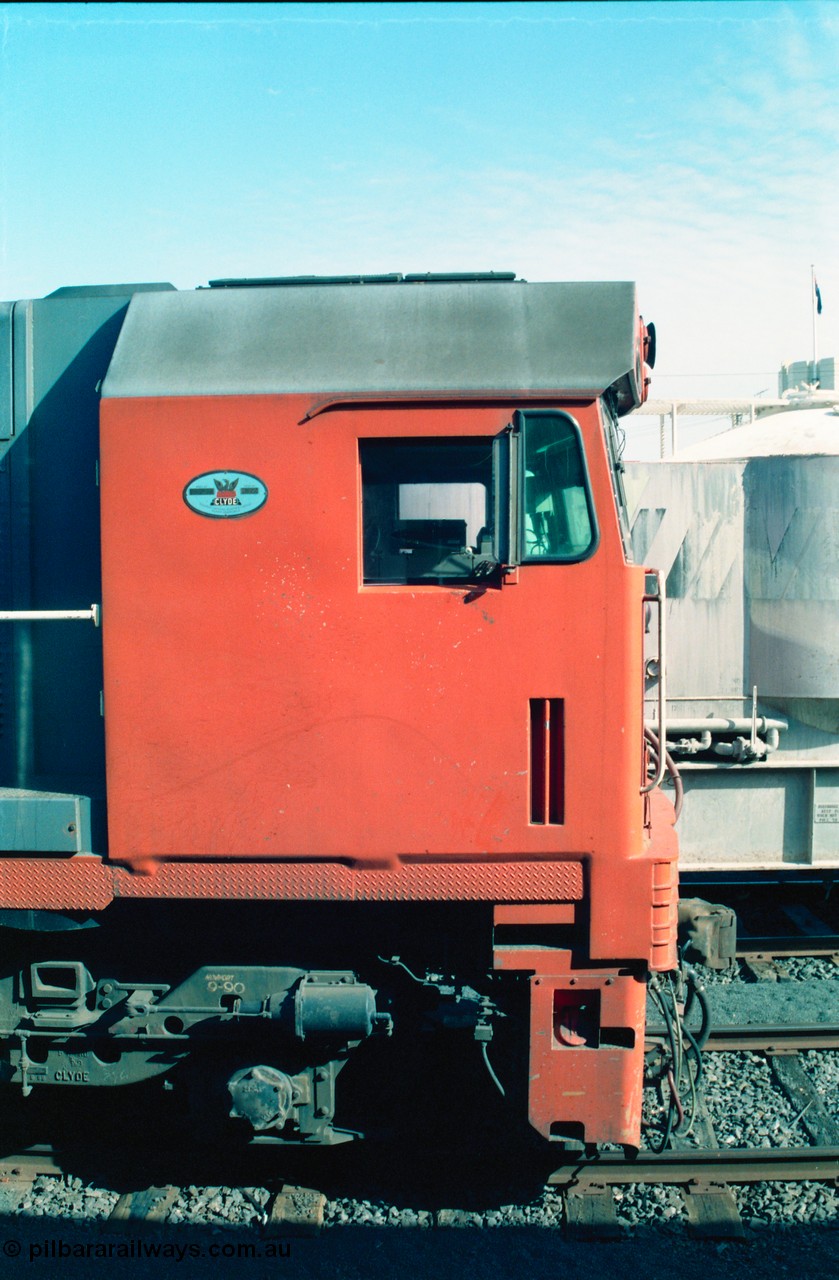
[361,438,497,585]
[361,415,597,585]
[515,411,598,563]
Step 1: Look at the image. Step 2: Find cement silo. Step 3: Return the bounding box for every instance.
[626,404,839,871]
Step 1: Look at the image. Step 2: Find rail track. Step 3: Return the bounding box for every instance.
[1,1139,836,1241]
[0,1029,836,1242]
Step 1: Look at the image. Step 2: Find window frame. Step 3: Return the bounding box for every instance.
[600,392,634,561]
[513,409,600,565]
[359,435,498,586]
[358,411,600,588]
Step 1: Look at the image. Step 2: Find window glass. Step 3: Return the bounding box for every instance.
[520,413,597,562]
[398,482,487,545]
[361,439,495,584]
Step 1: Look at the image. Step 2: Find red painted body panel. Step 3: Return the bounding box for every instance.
[99,397,651,868]
[0,856,584,909]
[528,970,647,1145]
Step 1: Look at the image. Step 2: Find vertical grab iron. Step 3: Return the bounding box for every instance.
[642,569,667,793]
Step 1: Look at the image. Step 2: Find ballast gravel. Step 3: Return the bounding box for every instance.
[697,956,839,984]
[737,1179,839,1228]
[14,1176,119,1221]
[167,1185,270,1226]
[703,977,839,1026]
[323,1191,567,1229]
[699,1051,811,1147]
[799,1049,839,1121]
[611,1183,684,1232]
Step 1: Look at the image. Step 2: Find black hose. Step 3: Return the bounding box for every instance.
[646,975,679,1153]
[682,1024,704,1085]
[683,968,712,1050]
[480,1041,506,1099]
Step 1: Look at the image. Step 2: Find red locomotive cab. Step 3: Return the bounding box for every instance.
[94,278,678,1147]
[0,277,678,1152]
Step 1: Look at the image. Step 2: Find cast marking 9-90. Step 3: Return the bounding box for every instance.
[183,470,268,518]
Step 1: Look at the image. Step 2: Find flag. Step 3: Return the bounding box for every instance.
[815,279,823,314]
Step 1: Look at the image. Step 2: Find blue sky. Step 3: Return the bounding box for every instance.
[1,1,837,456]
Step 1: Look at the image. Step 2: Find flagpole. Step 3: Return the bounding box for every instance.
[811,263,819,379]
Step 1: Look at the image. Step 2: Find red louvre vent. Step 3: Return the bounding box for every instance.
[529,698,565,825]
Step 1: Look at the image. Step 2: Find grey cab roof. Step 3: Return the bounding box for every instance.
[102,279,642,409]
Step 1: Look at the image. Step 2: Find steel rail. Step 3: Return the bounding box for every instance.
[737,938,839,958]
[702,1024,839,1052]
[646,1022,839,1052]
[548,1145,839,1187]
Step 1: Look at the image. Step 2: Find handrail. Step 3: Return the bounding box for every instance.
[0,605,100,626]
[641,569,666,794]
